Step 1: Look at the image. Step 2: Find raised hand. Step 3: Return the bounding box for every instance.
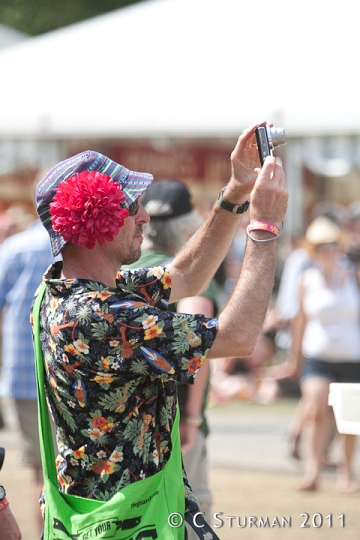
[229,121,266,196]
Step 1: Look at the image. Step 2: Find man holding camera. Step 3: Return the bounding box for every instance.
[32,121,287,537]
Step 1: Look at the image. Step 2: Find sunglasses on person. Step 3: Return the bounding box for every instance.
[127,199,140,216]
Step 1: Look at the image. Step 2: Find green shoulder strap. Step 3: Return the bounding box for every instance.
[32,282,58,485]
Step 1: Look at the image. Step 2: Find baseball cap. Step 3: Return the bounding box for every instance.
[141,179,192,220]
[36,150,153,256]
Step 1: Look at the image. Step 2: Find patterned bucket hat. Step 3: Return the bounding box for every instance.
[36,150,153,256]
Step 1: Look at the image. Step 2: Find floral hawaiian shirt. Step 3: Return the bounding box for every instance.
[31,261,218,513]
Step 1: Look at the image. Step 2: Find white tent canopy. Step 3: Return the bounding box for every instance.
[0,0,359,139]
[0,24,28,50]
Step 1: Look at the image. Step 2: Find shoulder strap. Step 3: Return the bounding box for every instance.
[32,283,58,486]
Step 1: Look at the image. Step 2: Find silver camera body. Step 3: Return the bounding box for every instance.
[255,125,286,166]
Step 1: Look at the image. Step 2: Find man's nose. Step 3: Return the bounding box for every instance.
[137,203,150,224]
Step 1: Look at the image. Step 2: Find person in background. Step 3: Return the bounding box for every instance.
[266,202,350,456]
[125,179,218,535]
[275,216,360,492]
[0,219,57,534]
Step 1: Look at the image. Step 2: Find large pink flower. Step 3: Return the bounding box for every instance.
[50,171,129,249]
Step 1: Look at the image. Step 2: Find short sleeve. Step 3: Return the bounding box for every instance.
[112,266,218,382]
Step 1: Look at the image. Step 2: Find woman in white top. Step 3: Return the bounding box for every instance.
[286,216,360,492]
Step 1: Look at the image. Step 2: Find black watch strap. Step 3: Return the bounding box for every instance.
[217,188,250,215]
[0,447,4,471]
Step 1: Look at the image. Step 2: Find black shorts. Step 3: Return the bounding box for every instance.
[301,358,360,384]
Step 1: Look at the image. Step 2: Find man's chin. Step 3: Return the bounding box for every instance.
[122,248,142,266]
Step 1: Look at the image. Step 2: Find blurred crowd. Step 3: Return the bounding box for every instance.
[210,200,360,404]
[0,203,36,245]
[210,199,360,492]
[1,193,360,510]
[0,201,38,429]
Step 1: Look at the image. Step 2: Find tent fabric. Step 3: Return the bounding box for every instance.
[0,0,359,138]
[0,23,28,50]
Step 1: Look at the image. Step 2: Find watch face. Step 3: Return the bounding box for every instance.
[0,485,5,500]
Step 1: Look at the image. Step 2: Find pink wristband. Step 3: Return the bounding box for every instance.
[247,220,280,236]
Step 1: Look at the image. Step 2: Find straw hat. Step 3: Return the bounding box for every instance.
[305,216,341,245]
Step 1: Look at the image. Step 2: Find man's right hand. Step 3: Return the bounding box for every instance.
[222,122,266,205]
[221,122,288,225]
[249,155,288,231]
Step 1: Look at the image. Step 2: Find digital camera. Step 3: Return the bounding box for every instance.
[255,125,286,166]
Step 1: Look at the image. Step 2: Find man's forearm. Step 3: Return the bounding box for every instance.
[208,235,278,359]
[169,203,244,302]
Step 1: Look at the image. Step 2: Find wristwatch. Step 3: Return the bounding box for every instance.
[0,486,6,501]
[217,187,250,215]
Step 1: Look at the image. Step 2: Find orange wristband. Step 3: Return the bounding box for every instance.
[0,498,9,511]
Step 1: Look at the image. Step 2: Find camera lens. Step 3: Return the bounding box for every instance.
[266,126,286,149]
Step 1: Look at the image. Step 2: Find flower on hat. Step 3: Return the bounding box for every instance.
[50,171,129,249]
